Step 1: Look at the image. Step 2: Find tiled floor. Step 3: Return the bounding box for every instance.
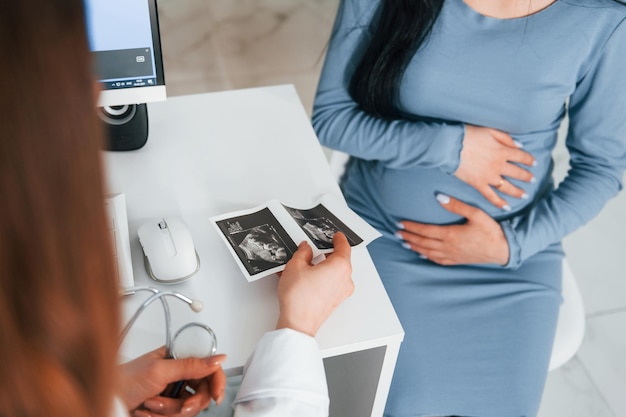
[156,1,626,416]
[157,0,338,115]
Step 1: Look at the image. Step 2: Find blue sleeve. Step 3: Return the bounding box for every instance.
[502,17,626,268]
[312,0,465,174]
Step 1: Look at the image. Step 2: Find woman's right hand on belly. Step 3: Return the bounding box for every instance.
[397,194,510,266]
[454,125,536,211]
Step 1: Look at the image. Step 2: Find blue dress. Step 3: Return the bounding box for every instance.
[312,0,626,415]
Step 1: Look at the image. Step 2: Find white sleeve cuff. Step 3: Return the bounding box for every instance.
[234,328,329,410]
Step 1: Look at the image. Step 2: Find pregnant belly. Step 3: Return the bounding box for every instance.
[345,147,553,226]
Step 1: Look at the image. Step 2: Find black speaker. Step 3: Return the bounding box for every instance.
[98,103,149,151]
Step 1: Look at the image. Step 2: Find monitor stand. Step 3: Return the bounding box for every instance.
[98,104,149,151]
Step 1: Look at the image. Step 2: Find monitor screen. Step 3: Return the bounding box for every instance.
[85,0,166,107]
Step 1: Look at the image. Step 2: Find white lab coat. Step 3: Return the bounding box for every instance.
[112,328,329,417]
[232,328,329,417]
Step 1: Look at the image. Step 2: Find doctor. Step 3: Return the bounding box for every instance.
[234,234,352,417]
[119,235,352,417]
[0,2,353,417]
[116,233,353,417]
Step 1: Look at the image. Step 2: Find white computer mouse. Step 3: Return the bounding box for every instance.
[137,217,200,283]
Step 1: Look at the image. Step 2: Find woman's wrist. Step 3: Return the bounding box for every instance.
[276,314,317,338]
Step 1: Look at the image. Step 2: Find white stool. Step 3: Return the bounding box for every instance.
[549,259,585,371]
[327,150,585,371]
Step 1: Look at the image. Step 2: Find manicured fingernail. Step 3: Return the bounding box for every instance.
[419,254,428,259]
[532,160,538,167]
[206,354,227,366]
[530,176,537,183]
[396,222,405,230]
[394,232,404,240]
[436,193,450,204]
[502,204,512,212]
[402,242,412,250]
[143,399,165,411]
[216,393,225,405]
[513,140,524,148]
[182,404,199,416]
[185,385,197,395]
[521,193,529,200]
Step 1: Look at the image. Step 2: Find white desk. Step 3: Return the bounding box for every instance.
[104,85,404,417]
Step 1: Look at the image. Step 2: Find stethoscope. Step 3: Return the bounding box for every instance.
[119,286,218,396]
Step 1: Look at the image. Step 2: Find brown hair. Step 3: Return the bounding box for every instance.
[0,2,120,417]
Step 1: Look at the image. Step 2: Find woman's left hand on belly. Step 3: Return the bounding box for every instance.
[396,193,509,266]
[455,125,536,210]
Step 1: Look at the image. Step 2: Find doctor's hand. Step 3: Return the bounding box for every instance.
[120,347,227,417]
[396,194,509,266]
[276,232,354,337]
[455,125,536,210]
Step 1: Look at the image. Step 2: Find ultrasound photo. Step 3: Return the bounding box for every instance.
[215,208,297,276]
[283,203,363,249]
[212,195,379,281]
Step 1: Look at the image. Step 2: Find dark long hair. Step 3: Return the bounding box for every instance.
[0,2,120,417]
[350,0,626,120]
[349,0,445,119]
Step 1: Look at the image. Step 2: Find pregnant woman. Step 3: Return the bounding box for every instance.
[312,0,626,415]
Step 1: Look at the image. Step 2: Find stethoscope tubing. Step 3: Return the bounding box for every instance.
[119,287,210,358]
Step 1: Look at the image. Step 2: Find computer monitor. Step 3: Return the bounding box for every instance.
[85,0,166,151]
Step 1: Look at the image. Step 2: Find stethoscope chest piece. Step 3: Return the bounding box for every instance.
[171,322,217,359]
